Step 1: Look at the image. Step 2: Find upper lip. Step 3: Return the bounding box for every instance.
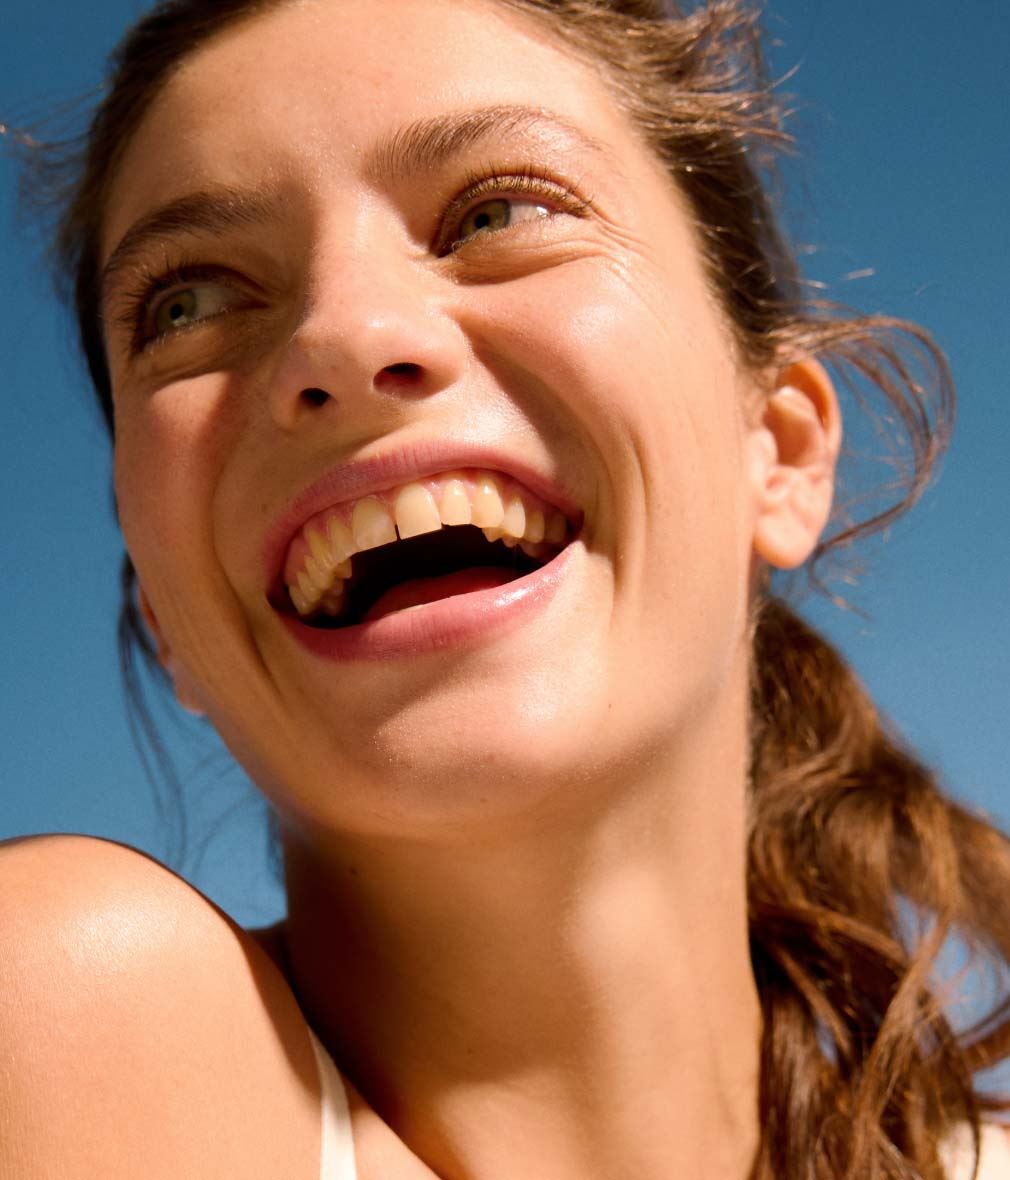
[262,439,585,596]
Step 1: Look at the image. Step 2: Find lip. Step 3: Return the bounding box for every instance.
[279,541,575,661]
[261,439,584,595]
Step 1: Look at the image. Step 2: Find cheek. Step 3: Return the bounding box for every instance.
[467,254,755,685]
[113,375,242,583]
[468,252,751,541]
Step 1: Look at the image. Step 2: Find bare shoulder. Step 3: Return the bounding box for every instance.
[0,834,320,1179]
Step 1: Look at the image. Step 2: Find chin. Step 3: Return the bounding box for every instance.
[258,670,686,841]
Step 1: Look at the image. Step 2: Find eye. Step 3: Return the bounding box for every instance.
[453,196,552,248]
[440,170,590,256]
[149,281,241,340]
[111,263,261,355]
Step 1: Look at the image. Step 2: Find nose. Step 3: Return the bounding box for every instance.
[265,236,467,431]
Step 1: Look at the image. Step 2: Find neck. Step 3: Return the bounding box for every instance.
[279,716,761,1180]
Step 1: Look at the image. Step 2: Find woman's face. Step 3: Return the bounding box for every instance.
[101,0,794,838]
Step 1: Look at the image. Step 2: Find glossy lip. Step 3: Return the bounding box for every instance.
[279,541,575,661]
[261,439,585,597]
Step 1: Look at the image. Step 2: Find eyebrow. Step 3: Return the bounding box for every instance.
[362,103,613,182]
[101,187,280,304]
[101,105,614,303]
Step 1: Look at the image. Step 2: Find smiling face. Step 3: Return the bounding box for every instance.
[100,0,833,841]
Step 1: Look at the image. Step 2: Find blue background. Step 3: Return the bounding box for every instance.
[1,2,1007,937]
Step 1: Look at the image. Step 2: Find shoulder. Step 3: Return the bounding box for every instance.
[0,832,261,994]
[0,834,320,1179]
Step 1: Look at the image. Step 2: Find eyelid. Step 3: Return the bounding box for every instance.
[112,263,258,354]
[436,166,592,254]
[108,167,593,350]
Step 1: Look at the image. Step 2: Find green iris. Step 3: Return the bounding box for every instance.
[458,198,512,242]
[154,289,200,336]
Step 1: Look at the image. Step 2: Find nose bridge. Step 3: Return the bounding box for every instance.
[267,208,464,427]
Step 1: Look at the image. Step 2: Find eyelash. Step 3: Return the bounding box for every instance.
[114,262,249,355]
[115,167,592,354]
[438,164,591,252]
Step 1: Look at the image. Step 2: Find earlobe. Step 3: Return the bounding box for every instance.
[137,585,206,718]
[749,358,842,570]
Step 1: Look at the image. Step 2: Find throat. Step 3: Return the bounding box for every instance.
[362,567,518,622]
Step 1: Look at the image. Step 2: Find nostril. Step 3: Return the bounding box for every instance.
[375,362,424,392]
[300,387,331,408]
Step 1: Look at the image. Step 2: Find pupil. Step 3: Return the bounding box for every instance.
[465,200,510,239]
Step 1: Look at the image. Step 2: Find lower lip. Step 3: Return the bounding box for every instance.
[279,544,574,661]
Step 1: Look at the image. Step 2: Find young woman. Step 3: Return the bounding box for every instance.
[3,1,1008,1177]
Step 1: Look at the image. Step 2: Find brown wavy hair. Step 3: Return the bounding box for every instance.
[37,0,1010,1176]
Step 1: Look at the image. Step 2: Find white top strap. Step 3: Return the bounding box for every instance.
[302,1032,1010,1180]
[943,1122,1010,1180]
[306,1026,359,1180]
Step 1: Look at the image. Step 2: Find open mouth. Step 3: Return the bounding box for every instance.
[302,525,549,628]
[275,470,578,630]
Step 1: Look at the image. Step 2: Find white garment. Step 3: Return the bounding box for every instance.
[307,1026,359,1180]
[306,1026,1010,1180]
[944,1121,1010,1180]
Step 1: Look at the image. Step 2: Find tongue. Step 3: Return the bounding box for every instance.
[362,567,518,623]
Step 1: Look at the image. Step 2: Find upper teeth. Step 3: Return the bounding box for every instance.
[285,469,570,617]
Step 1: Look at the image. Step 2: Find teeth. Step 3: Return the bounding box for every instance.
[439,479,472,526]
[327,517,355,563]
[545,512,567,545]
[502,495,526,539]
[304,553,332,593]
[317,583,346,616]
[290,583,313,616]
[395,483,442,539]
[286,470,574,617]
[352,498,397,551]
[481,527,518,549]
[307,527,337,576]
[471,476,505,527]
[523,507,545,544]
[296,570,318,606]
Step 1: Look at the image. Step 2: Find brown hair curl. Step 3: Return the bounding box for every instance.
[41,1,1010,1177]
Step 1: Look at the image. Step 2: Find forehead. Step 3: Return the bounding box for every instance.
[103,0,642,248]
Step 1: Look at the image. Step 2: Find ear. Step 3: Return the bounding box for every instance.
[137,585,206,717]
[747,358,842,570]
